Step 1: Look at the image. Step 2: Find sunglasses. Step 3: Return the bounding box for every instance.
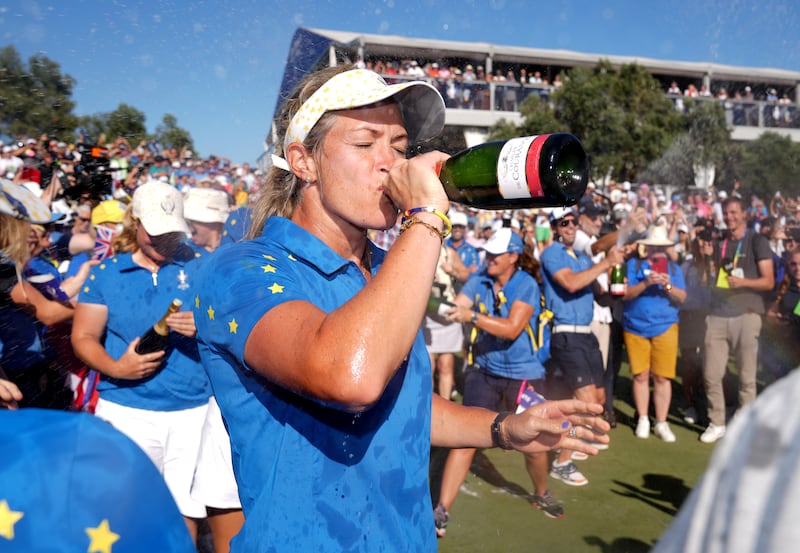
[559,218,577,227]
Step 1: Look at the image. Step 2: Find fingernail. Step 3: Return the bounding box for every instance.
[561,421,570,429]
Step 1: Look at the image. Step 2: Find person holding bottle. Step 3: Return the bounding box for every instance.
[540,207,624,486]
[435,227,567,529]
[191,66,608,552]
[623,225,687,441]
[71,181,211,545]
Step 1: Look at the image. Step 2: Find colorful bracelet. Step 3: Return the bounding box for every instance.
[399,217,444,243]
[402,207,452,239]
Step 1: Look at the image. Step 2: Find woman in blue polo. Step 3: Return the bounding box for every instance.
[193,67,608,552]
[623,225,687,442]
[72,181,210,543]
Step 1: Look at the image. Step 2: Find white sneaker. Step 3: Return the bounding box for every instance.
[683,406,697,424]
[700,423,726,444]
[654,421,676,443]
[635,416,650,439]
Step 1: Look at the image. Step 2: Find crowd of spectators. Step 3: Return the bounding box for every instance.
[355,55,800,129]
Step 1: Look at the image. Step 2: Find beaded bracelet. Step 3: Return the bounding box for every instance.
[402,207,452,239]
[399,217,444,243]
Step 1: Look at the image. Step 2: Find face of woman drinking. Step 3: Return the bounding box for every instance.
[136,222,184,264]
[315,101,408,231]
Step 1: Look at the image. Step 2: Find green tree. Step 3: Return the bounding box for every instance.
[155,113,194,153]
[106,103,147,145]
[737,132,800,199]
[0,45,78,141]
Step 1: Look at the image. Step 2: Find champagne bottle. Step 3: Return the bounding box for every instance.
[610,264,626,296]
[135,298,183,354]
[437,133,589,210]
[427,294,455,318]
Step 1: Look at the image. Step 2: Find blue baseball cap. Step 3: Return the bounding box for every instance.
[482,227,524,255]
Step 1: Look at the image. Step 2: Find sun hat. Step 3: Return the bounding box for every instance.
[183,188,231,224]
[283,68,445,153]
[482,227,524,255]
[637,225,674,247]
[91,199,128,226]
[131,182,190,236]
[0,178,62,224]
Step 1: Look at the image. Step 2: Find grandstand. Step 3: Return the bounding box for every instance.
[267,27,800,153]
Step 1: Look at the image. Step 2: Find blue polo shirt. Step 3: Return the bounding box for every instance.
[540,242,595,325]
[623,258,685,338]
[446,238,480,270]
[77,247,209,411]
[193,216,435,552]
[461,269,545,380]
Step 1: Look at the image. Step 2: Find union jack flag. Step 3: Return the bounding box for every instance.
[93,225,116,260]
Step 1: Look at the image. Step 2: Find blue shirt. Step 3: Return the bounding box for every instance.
[461,269,545,380]
[623,258,685,338]
[193,216,436,552]
[77,248,210,411]
[446,238,480,270]
[540,242,595,325]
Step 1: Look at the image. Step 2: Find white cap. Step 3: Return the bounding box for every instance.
[449,211,468,227]
[132,182,190,236]
[183,188,231,224]
[482,227,524,255]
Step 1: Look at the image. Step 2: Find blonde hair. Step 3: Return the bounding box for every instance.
[0,214,31,266]
[111,205,140,254]
[249,65,352,238]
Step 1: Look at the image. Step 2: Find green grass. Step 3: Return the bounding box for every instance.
[430,365,717,553]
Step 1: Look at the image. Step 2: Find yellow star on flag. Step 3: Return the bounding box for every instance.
[288,254,297,261]
[262,254,276,261]
[86,519,119,553]
[0,499,23,539]
[268,282,284,294]
[228,318,239,334]
[262,264,276,273]
[207,306,215,320]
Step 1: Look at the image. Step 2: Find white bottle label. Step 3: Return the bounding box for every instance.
[610,283,626,295]
[497,136,546,199]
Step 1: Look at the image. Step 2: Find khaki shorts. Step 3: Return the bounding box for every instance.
[623,323,678,379]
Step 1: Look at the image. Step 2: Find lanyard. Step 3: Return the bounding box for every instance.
[721,229,746,268]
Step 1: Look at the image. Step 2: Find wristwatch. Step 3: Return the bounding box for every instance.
[665,283,673,292]
[471,311,479,324]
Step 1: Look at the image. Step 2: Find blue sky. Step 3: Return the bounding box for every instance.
[1,0,798,164]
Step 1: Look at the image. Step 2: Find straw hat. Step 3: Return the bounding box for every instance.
[637,225,674,246]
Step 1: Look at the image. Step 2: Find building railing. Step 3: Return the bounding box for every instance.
[380,74,800,131]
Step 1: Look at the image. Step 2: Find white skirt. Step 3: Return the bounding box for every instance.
[190,396,241,509]
[423,315,464,354]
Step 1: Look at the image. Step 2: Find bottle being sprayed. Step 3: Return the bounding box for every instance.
[135,299,183,354]
[437,133,589,210]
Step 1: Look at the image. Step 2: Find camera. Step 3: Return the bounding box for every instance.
[59,143,112,200]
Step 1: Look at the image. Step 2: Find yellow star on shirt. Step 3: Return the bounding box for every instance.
[261,264,276,273]
[0,500,24,539]
[207,306,215,320]
[228,318,239,334]
[85,519,119,553]
[194,295,200,309]
[268,282,284,294]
